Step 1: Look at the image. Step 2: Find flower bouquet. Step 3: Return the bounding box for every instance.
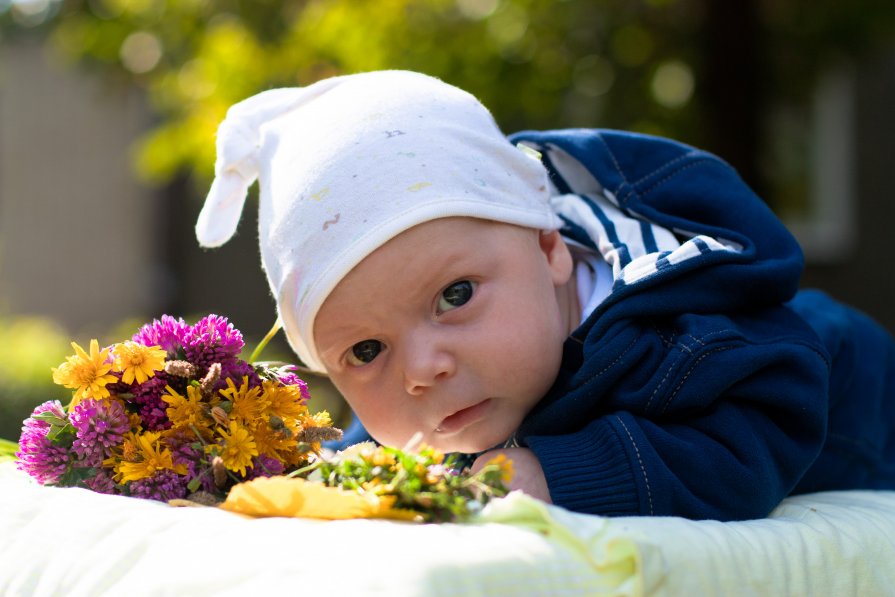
[222,440,513,522]
[13,314,511,522]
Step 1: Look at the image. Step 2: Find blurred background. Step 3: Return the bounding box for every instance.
[1,0,894,440]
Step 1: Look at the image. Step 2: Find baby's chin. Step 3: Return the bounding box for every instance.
[368,430,507,455]
[424,430,514,455]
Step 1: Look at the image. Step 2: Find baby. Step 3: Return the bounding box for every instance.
[196,70,895,521]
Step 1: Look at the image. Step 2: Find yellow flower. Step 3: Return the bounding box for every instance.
[51,339,117,405]
[368,447,396,468]
[104,431,137,474]
[251,424,295,462]
[420,445,445,465]
[261,381,309,420]
[112,341,167,385]
[213,421,258,477]
[127,412,143,432]
[219,377,268,428]
[116,431,187,483]
[488,453,515,485]
[309,410,332,428]
[162,384,212,431]
[221,476,419,521]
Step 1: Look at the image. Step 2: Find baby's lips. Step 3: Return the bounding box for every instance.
[435,399,492,435]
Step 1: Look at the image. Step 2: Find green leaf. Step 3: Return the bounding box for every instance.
[46,422,76,446]
[32,411,68,426]
[58,465,95,488]
[187,476,202,493]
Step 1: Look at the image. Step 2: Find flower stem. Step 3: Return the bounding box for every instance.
[249,317,283,363]
[285,460,322,478]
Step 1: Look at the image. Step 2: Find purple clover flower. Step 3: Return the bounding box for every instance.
[129,469,188,501]
[104,372,131,397]
[217,359,261,392]
[16,400,72,484]
[276,367,311,403]
[84,468,118,495]
[247,454,285,479]
[170,440,217,494]
[183,314,244,371]
[69,398,130,467]
[132,315,190,358]
[131,375,172,431]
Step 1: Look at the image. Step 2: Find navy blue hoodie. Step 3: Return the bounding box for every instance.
[510,129,895,521]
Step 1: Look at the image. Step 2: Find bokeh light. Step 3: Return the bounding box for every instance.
[456,0,498,21]
[10,0,57,27]
[487,3,529,48]
[119,30,163,74]
[650,59,694,108]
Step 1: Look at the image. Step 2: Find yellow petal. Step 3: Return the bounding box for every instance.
[72,341,89,360]
[121,368,136,384]
[220,476,418,521]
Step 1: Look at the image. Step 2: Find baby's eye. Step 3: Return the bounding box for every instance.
[437,280,476,313]
[347,339,383,366]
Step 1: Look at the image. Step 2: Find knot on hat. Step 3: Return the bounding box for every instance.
[195,104,265,248]
[193,114,264,248]
[215,116,262,182]
[195,84,344,248]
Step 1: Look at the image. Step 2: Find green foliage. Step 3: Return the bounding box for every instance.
[0,316,71,441]
[0,317,68,388]
[311,441,512,522]
[0,437,19,462]
[3,0,894,191]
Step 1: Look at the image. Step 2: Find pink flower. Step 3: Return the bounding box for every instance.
[183,314,244,370]
[15,401,72,484]
[69,398,130,467]
[132,315,190,358]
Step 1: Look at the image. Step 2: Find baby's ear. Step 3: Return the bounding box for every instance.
[539,230,573,286]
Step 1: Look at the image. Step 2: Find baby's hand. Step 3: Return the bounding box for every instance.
[472,447,552,503]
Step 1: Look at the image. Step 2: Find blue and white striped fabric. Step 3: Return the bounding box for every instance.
[537,142,743,291]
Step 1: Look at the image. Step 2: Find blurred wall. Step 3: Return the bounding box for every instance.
[0,39,163,334]
[801,50,895,333]
[165,177,282,343]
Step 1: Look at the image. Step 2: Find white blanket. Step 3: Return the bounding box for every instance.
[1,461,894,596]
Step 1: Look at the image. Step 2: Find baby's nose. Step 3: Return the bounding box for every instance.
[402,335,456,396]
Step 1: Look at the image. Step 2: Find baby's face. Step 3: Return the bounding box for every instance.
[314,217,574,453]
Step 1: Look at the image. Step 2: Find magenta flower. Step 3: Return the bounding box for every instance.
[217,359,261,392]
[183,314,244,370]
[131,375,172,431]
[247,454,285,479]
[276,366,312,403]
[69,398,130,467]
[84,468,118,495]
[16,400,72,484]
[132,315,190,357]
[129,469,188,501]
[170,441,217,493]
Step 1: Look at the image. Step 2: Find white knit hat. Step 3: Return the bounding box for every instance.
[196,70,560,372]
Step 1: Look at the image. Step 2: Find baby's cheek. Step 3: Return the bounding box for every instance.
[344,396,404,444]
[360,420,414,449]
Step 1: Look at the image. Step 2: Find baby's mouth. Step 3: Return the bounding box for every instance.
[435,399,492,435]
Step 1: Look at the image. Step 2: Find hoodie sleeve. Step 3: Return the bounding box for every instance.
[523,308,831,521]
